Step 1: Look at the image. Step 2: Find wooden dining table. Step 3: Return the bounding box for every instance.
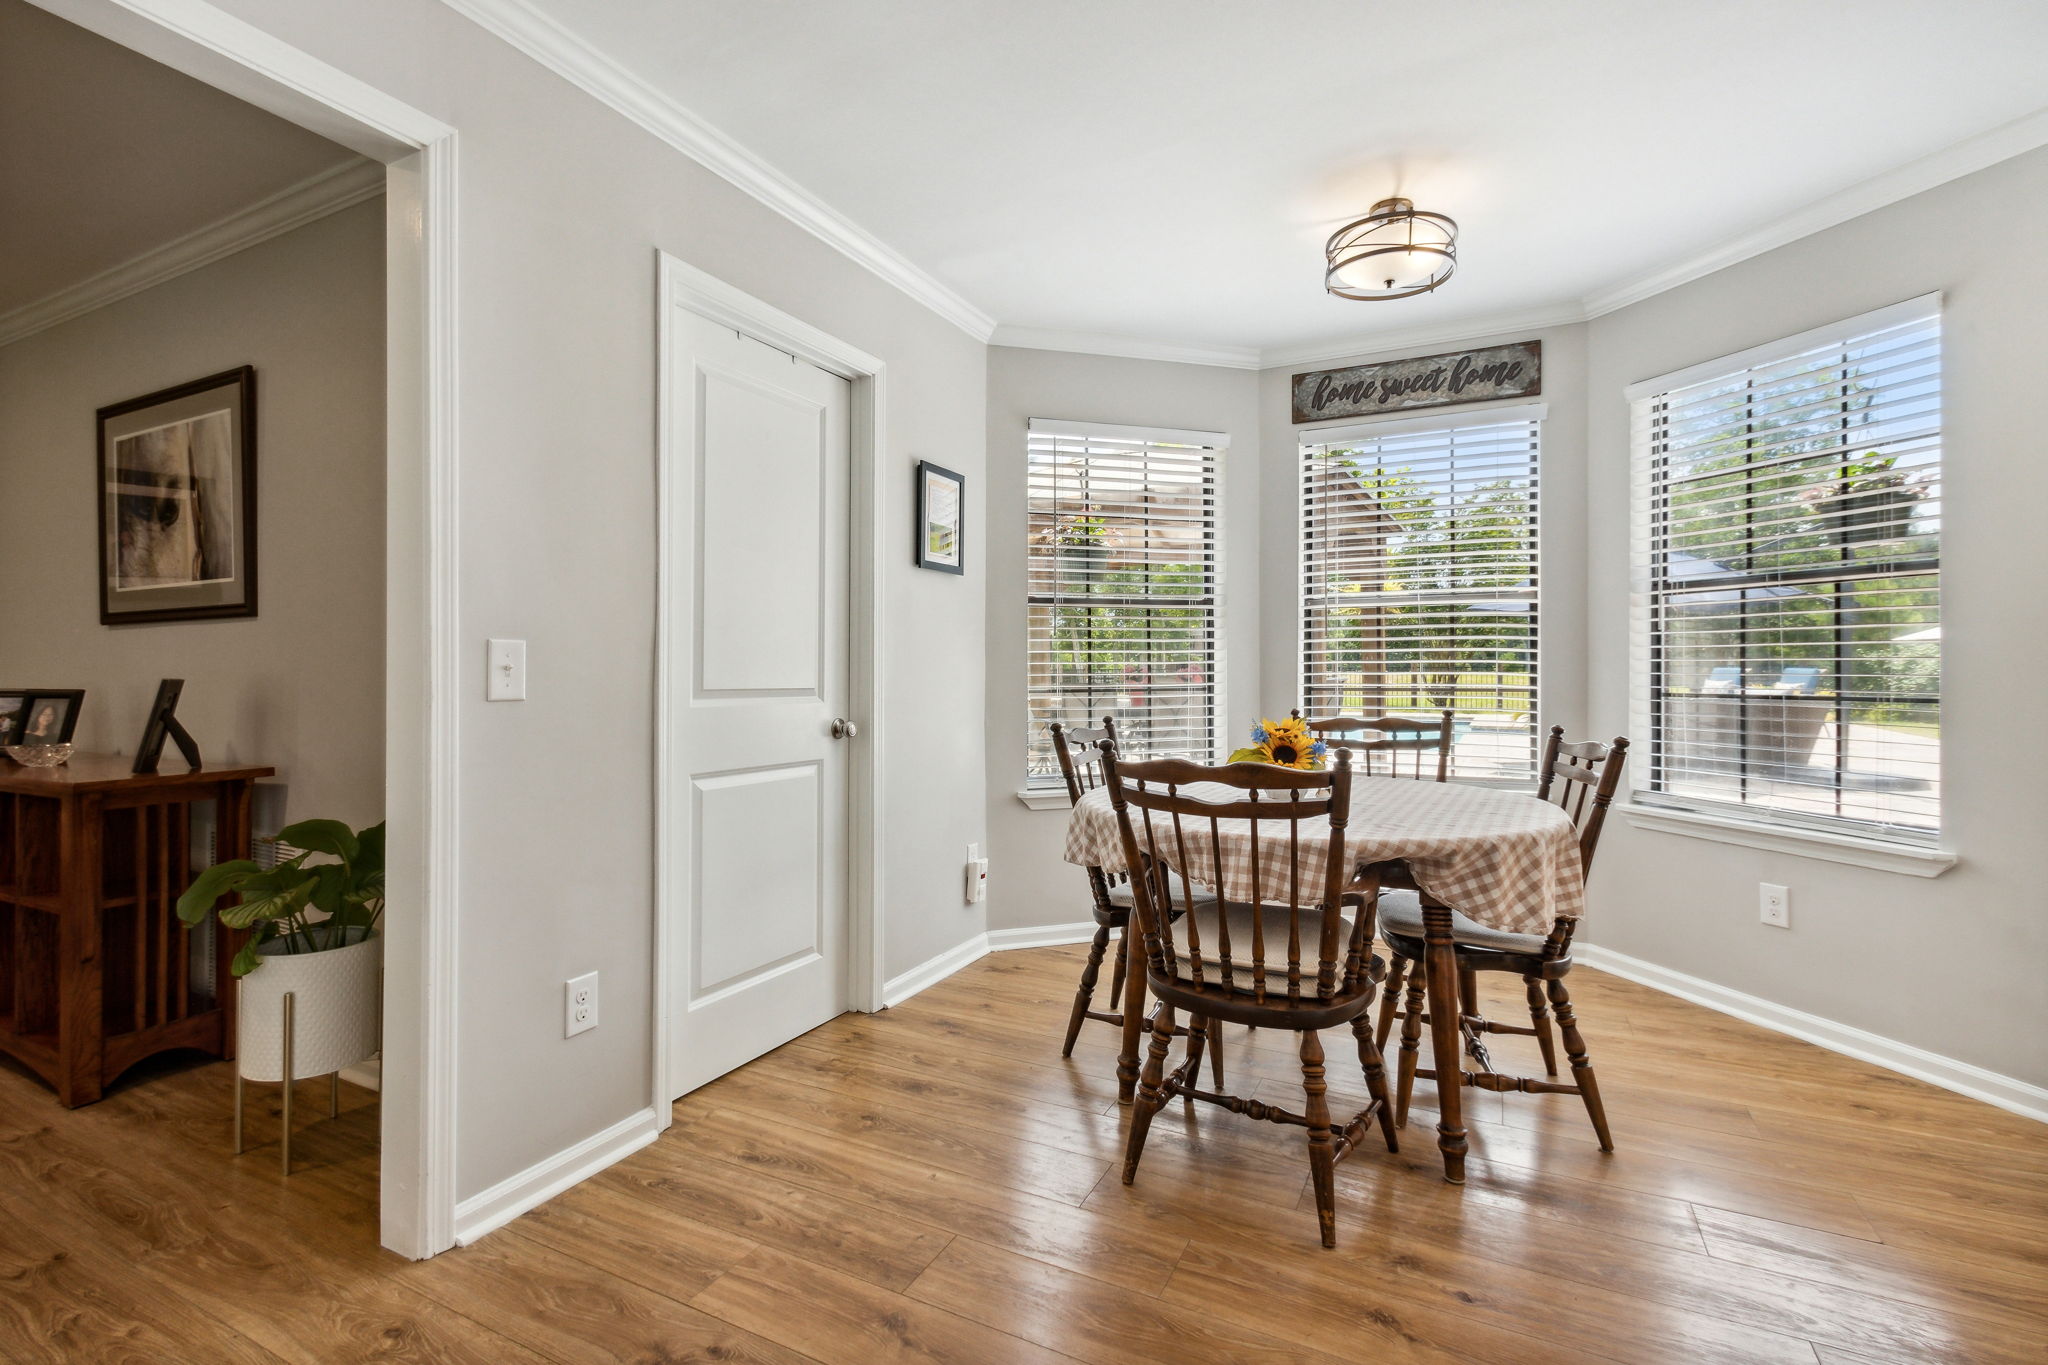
[1063,773,1586,1183]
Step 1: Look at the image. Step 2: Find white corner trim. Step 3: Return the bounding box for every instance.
[1575,945,2048,1126]
[881,933,992,1007]
[438,0,995,343]
[1014,787,1072,811]
[987,922,1098,951]
[452,1106,662,1246]
[0,157,384,348]
[1620,804,1958,878]
[992,325,1261,370]
[1584,104,2048,318]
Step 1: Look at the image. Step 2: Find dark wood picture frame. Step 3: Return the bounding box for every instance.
[915,459,966,575]
[132,678,202,774]
[96,366,258,625]
[0,689,86,746]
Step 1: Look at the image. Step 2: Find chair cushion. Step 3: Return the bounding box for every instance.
[1166,901,1360,992]
[1106,870,1218,913]
[1375,888,1547,956]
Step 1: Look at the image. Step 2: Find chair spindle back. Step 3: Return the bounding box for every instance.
[1534,726,1630,960]
[1102,746,1375,1006]
[1293,709,1453,783]
[1050,718,1125,914]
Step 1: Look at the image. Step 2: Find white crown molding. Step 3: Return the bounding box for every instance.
[0,156,384,348]
[991,325,1261,370]
[1257,303,1588,372]
[437,0,997,343]
[1576,945,2048,1125]
[1582,103,2048,318]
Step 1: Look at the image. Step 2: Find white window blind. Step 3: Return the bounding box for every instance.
[1629,300,1942,840]
[1300,409,1541,782]
[1026,419,1222,784]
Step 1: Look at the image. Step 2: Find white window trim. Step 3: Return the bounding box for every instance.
[1621,801,1957,877]
[1299,400,1548,446]
[1014,787,1073,811]
[1625,295,1945,856]
[1028,417,1230,447]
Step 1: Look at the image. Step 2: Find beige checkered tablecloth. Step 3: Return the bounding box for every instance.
[1063,776,1585,935]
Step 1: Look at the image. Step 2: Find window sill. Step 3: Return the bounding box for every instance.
[1620,803,1957,878]
[1015,788,1073,811]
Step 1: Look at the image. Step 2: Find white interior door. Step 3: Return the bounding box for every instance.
[665,305,851,1099]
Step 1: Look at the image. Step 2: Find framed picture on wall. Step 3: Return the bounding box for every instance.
[97,366,258,624]
[0,690,85,746]
[915,459,965,574]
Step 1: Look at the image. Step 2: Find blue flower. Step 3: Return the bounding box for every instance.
[1309,740,1328,757]
[1251,724,1268,743]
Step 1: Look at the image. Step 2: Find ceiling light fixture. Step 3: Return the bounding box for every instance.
[1325,197,1457,301]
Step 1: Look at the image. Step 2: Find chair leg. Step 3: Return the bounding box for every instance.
[1122,1004,1176,1184]
[1525,974,1559,1076]
[1547,979,1613,1152]
[1181,1014,1209,1104]
[1062,923,1112,1058]
[1207,1016,1225,1090]
[1395,962,1427,1128]
[1350,1012,1398,1153]
[1300,1029,1337,1249]
[1107,926,1130,1023]
[1458,967,1480,1017]
[1375,954,1408,1053]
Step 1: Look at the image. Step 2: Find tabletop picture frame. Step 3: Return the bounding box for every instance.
[915,459,965,574]
[0,689,86,746]
[97,366,258,625]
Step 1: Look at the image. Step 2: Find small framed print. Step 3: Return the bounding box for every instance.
[97,367,257,624]
[0,690,85,746]
[915,460,965,575]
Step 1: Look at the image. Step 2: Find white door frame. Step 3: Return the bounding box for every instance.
[32,0,462,1259]
[654,251,887,1125]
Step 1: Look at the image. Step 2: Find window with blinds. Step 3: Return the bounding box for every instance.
[1629,298,1942,840]
[1026,418,1223,785]
[1300,407,1541,783]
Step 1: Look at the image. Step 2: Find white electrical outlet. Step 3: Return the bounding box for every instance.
[1759,883,1790,928]
[565,971,599,1036]
[965,843,987,904]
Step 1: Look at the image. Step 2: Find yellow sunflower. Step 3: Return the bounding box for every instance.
[1227,716,1328,769]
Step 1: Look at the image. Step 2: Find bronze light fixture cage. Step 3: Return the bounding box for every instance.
[1325,197,1458,301]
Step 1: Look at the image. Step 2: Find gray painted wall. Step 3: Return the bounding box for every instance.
[983,346,1260,934]
[1582,144,2048,1090]
[0,200,387,827]
[202,0,990,1201]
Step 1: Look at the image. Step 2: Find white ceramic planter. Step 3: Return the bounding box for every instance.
[237,928,381,1082]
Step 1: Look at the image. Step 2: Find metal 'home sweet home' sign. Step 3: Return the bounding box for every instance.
[1291,340,1542,424]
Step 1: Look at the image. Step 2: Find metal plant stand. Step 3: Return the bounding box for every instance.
[232,990,343,1175]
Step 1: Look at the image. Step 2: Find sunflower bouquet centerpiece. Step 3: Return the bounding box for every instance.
[1227,715,1329,770]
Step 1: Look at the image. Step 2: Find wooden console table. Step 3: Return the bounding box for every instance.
[0,755,274,1106]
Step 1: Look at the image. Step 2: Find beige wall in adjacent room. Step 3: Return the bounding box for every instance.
[1583,144,2048,1092]
[984,345,1261,934]
[0,198,387,828]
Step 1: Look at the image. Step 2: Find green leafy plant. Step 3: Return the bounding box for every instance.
[177,819,385,977]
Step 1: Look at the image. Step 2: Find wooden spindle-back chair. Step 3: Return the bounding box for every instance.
[1048,720,1218,1098]
[1102,744,1398,1247]
[1293,708,1454,783]
[1375,726,1630,1149]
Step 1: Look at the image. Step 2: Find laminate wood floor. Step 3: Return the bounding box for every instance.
[3,945,2045,1363]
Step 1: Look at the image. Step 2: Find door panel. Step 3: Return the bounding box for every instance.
[666,307,850,1099]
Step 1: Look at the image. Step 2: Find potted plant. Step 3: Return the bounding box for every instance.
[178,819,385,1087]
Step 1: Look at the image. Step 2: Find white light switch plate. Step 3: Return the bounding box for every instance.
[487,638,527,701]
[565,971,598,1036]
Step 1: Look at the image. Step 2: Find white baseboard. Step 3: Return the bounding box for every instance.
[881,933,991,1007]
[881,922,1100,1007]
[987,921,1098,951]
[1576,944,2048,1126]
[451,1106,662,1245]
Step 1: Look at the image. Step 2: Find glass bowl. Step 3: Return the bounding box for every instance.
[5,743,73,767]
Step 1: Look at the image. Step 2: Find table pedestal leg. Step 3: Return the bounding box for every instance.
[1116,920,1146,1104]
[1423,899,1468,1184]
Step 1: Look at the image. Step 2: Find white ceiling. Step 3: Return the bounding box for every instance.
[0,0,363,319]
[515,0,2048,360]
